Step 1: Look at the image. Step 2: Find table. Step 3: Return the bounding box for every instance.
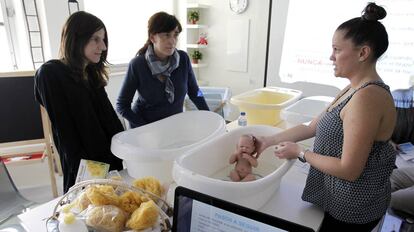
[17,121,323,232]
[261,161,323,230]
[17,198,59,231]
[18,121,412,232]
[16,162,322,232]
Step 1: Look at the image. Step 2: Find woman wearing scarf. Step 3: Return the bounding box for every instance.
[117,12,209,128]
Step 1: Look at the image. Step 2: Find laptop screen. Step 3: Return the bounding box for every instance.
[173,186,314,232]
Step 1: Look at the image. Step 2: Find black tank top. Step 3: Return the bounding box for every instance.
[302,81,397,223]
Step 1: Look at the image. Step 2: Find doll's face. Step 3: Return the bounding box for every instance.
[237,136,255,154]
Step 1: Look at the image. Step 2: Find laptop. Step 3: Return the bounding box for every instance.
[172,186,315,232]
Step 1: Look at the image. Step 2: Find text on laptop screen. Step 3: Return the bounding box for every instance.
[175,195,287,232]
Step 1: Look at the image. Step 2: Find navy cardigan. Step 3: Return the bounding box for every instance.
[116,50,209,128]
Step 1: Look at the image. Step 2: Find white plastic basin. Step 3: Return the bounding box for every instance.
[230,87,302,125]
[281,96,334,128]
[173,125,295,210]
[185,86,232,120]
[111,111,226,183]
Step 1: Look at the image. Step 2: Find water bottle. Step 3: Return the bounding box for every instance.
[238,112,247,126]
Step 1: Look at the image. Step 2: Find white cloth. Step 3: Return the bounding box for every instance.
[390,167,414,216]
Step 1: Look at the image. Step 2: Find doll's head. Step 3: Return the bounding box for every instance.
[237,134,255,154]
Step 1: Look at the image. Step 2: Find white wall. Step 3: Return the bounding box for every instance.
[37,0,84,60]
[35,0,271,120]
[176,0,271,120]
[177,0,270,96]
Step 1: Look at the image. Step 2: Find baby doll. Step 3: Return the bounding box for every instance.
[229,134,258,182]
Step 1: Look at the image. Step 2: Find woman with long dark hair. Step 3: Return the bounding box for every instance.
[116,12,209,128]
[35,11,123,193]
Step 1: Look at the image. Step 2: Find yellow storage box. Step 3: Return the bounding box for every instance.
[230,87,302,125]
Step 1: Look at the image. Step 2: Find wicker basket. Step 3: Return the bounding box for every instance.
[46,179,173,232]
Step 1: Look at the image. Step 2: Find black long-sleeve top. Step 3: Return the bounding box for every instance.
[34,60,123,192]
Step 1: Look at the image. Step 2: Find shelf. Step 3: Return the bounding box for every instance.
[5,158,45,167]
[186,24,208,29]
[186,3,210,9]
[191,63,208,68]
[186,3,209,81]
[186,44,208,48]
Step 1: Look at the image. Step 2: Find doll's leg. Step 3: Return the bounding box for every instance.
[229,169,241,182]
[241,174,256,182]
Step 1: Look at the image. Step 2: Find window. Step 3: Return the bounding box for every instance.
[267,0,414,94]
[0,0,35,72]
[0,1,15,71]
[84,0,174,65]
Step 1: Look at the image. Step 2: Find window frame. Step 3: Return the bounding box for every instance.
[0,0,34,72]
[0,0,18,70]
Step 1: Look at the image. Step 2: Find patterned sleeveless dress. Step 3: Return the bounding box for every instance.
[302,81,397,224]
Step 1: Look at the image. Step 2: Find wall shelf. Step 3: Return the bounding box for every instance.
[186,3,210,9]
[186,44,208,48]
[191,63,208,68]
[186,4,210,75]
[186,24,208,29]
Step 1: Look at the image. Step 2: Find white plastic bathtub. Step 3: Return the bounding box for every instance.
[281,96,334,128]
[111,111,226,183]
[172,125,295,210]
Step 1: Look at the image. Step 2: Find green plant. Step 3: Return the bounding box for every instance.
[190,50,203,60]
[188,10,200,22]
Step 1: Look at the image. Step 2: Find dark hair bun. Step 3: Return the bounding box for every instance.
[362,2,387,21]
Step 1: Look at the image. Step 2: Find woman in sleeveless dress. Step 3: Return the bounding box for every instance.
[255,3,396,231]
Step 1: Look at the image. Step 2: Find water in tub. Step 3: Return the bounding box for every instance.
[211,162,279,181]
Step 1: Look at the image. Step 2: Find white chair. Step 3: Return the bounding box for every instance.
[0,160,35,225]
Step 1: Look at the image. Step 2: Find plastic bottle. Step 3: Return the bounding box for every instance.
[238,112,247,126]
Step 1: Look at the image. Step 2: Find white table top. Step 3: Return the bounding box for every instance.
[261,161,322,230]
[17,120,324,232]
[21,120,414,232]
[17,163,322,232]
[16,158,410,232]
[18,198,59,232]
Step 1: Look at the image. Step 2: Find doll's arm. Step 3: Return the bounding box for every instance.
[229,152,239,164]
[242,153,258,167]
